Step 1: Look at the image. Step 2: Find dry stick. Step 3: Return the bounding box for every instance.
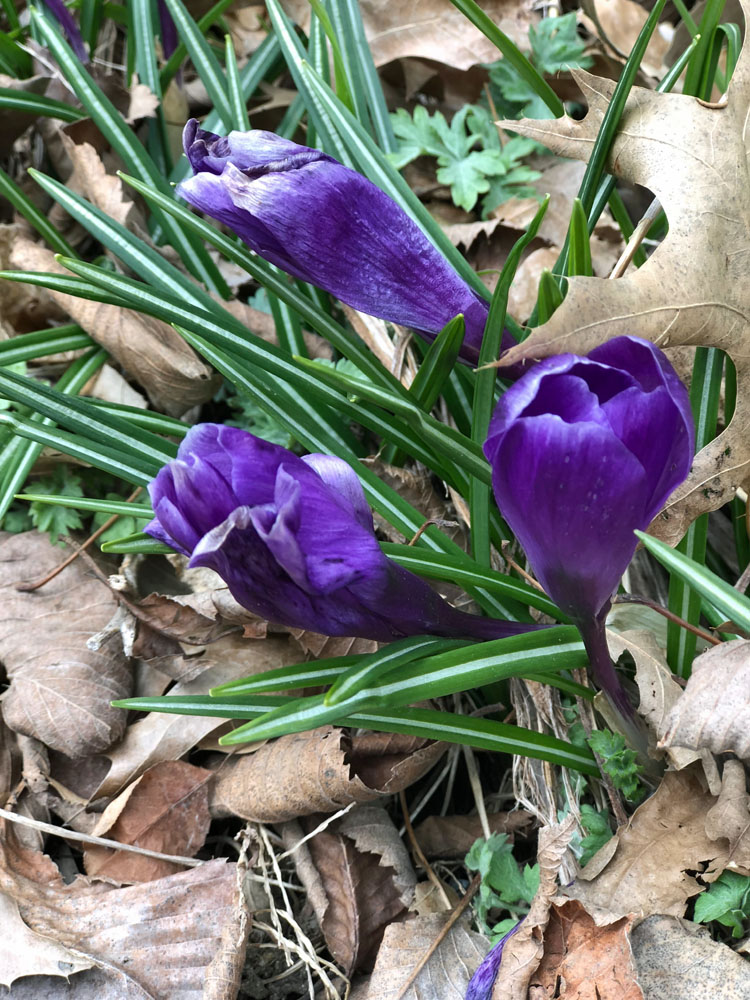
[16,486,143,592]
[462,740,492,841]
[394,874,482,1000]
[398,789,452,911]
[609,197,662,279]
[500,541,545,591]
[0,805,202,866]
[614,593,721,646]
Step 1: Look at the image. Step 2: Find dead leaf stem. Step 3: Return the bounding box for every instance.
[394,873,481,1000]
[399,788,452,910]
[16,487,142,592]
[614,593,721,645]
[0,804,202,866]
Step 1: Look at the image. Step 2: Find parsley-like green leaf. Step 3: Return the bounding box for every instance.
[694,872,750,938]
[27,466,84,546]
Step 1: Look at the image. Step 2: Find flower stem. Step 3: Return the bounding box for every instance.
[575,606,649,758]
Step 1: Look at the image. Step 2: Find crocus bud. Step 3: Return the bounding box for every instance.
[178,120,494,364]
[144,424,537,643]
[484,336,694,625]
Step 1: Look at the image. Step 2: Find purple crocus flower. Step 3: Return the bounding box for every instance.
[144,424,538,642]
[484,335,694,717]
[42,0,88,63]
[178,120,496,365]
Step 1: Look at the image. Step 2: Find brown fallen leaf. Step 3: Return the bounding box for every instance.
[96,633,298,799]
[580,0,670,78]
[282,0,535,70]
[661,640,750,761]
[9,239,218,416]
[211,726,445,822]
[492,814,577,1000]
[607,628,705,772]
[530,899,642,1000]
[362,912,489,999]
[0,890,93,988]
[704,758,750,875]
[414,812,533,859]
[631,913,750,999]
[126,75,159,123]
[83,761,212,882]
[0,821,238,998]
[300,806,414,973]
[564,766,727,922]
[0,533,132,757]
[497,5,750,543]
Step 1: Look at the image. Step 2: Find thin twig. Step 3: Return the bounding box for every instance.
[614,593,721,645]
[399,789,452,910]
[0,805,202,866]
[16,486,143,592]
[462,743,491,841]
[500,541,545,591]
[394,874,482,1000]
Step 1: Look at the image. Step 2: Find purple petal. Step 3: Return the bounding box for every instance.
[301,454,374,531]
[466,922,522,1000]
[42,0,88,63]
[178,122,490,361]
[489,415,651,620]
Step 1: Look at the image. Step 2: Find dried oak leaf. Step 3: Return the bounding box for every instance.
[499,2,750,544]
[564,765,727,922]
[0,532,131,757]
[492,814,577,1000]
[282,0,535,70]
[83,761,212,883]
[211,726,445,822]
[661,639,750,761]
[9,239,218,416]
[414,811,533,859]
[0,821,238,999]
[301,805,415,974]
[362,913,489,1000]
[704,758,750,875]
[608,628,707,772]
[96,633,297,799]
[530,899,642,1000]
[0,891,93,988]
[631,914,750,999]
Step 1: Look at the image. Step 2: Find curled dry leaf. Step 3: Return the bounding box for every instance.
[631,914,750,999]
[300,805,415,973]
[0,821,238,999]
[96,634,298,799]
[498,4,750,543]
[414,812,533,859]
[608,628,705,771]
[283,0,535,70]
[492,814,577,1000]
[661,640,750,761]
[211,726,446,822]
[9,239,218,416]
[0,533,131,757]
[363,912,489,1000]
[564,765,727,922]
[704,758,750,875]
[84,761,212,883]
[530,899,643,1000]
[0,891,93,988]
